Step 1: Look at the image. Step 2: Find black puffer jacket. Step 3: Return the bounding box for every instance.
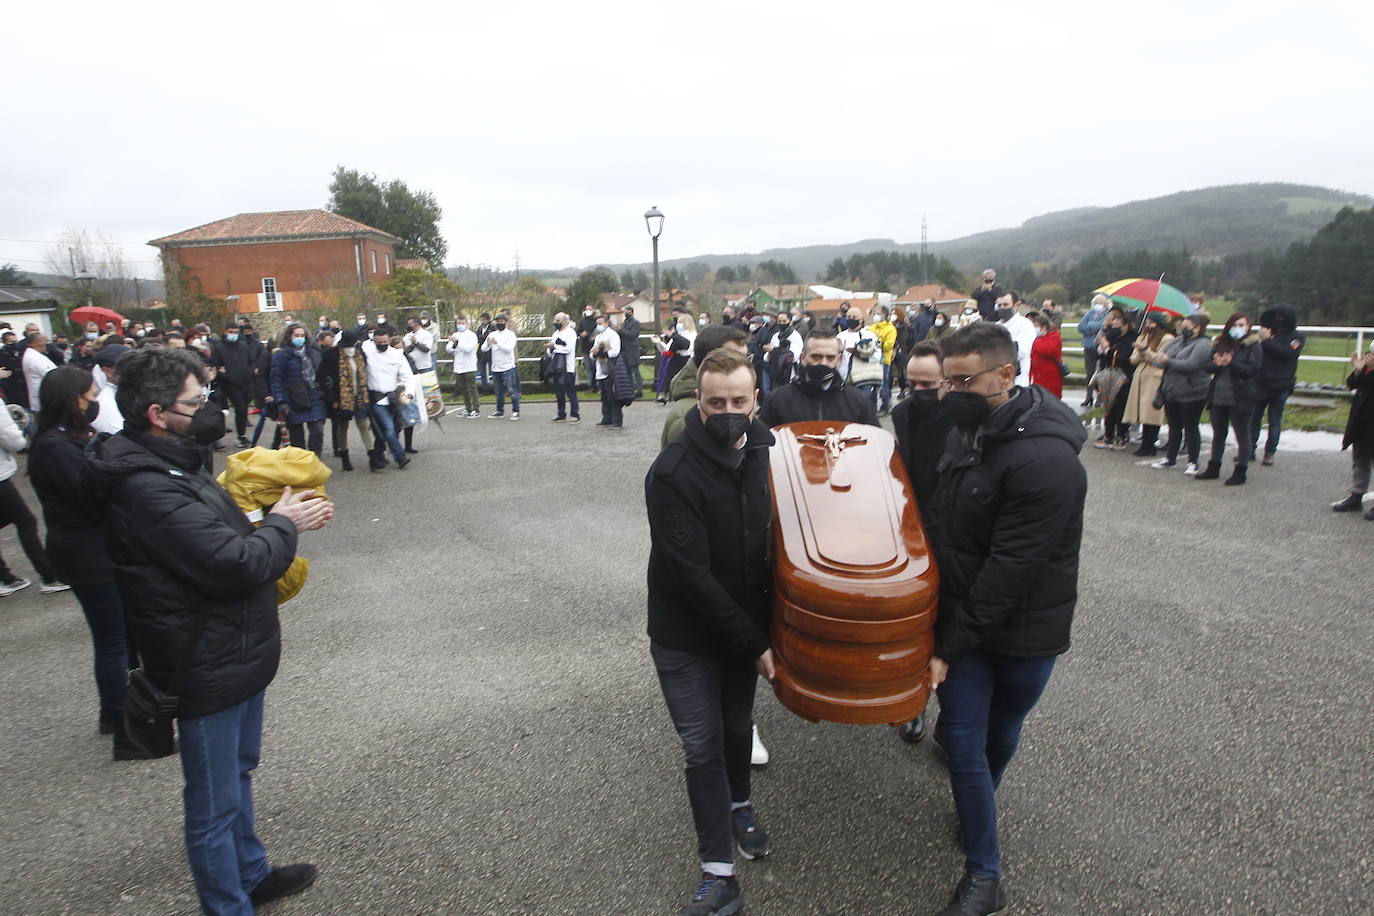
[891,395,955,516]
[928,386,1088,662]
[645,409,775,661]
[1256,306,1305,394]
[29,431,111,585]
[213,338,255,389]
[85,430,298,718]
[757,378,879,428]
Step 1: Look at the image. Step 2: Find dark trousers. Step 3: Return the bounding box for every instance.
[1164,399,1205,465]
[651,642,757,869]
[286,420,324,455]
[624,356,643,398]
[493,368,520,413]
[454,371,479,413]
[0,478,55,582]
[476,355,492,392]
[370,401,406,461]
[1082,348,1100,399]
[599,377,623,426]
[1251,387,1292,457]
[1103,378,1132,440]
[71,581,135,719]
[1209,403,1254,468]
[937,651,1057,879]
[555,370,580,419]
[220,382,250,438]
[1350,442,1374,494]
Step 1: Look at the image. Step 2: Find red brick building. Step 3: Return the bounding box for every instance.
[149,210,400,315]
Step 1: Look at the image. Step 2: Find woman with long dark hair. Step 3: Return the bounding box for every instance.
[269,323,326,454]
[1151,311,1212,474]
[1199,312,1263,485]
[29,365,151,759]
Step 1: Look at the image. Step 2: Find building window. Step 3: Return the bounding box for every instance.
[261,277,279,312]
[370,250,378,273]
[384,253,391,274]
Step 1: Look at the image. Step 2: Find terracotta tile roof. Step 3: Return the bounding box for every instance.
[808,296,878,315]
[896,284,967,303]
[395,258,430,271]
[149,209,400,246]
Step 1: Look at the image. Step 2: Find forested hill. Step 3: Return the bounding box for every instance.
[595,183,1371,279]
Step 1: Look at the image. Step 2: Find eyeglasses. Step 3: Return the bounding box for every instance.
[942,365,1008,390]
[171,391,209,408]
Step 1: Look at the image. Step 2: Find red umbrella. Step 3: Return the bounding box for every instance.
[69,305,126,328]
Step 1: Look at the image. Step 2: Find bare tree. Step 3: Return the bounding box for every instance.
[44,229,135,307]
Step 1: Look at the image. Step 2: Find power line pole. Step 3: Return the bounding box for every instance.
[921,214,929,285]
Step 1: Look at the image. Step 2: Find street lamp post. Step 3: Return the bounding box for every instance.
[73,268,96,309]
[644,206,664,330]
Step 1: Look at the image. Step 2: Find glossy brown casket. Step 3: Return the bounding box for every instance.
[768,422,938,726]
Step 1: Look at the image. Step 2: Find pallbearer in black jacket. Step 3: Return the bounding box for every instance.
[923,322,1087,916]
[85,347,334,916]
[645,348,775,916]
[756,330,879,428]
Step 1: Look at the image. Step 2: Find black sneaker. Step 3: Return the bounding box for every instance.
[731,804,770,860]
[249,864,317,907]
[937,870,1007,915]
[897,713,926,744]
[680,873,742,916]
[237,436,250,449]
[1331,493,1363,512]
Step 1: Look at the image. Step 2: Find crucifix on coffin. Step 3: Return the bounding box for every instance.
[795,427,868,490]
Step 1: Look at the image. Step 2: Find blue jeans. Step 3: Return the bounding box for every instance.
[70,582,134,719]
[555,370,580,419]
[936,652,1057,878]
[369,402,405,461]
[880,363,892,411]
[493,367,521,413]
[178,691,271,916]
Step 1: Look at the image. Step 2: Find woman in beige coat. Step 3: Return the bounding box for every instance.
[1123,311,1175,456]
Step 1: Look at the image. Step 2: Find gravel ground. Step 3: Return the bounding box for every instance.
[1,395,1370,915]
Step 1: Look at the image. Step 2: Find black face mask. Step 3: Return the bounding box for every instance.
[702,411,751,451]
[997,307,1015,321]
[800,363,837,389]
[1105,327,1124,341]
[909,388,940,412]
[943,391,993,429]
[1179,326,1194,340]
[170,404,225,446]
[375,341,388,353]
[84,400,101,422]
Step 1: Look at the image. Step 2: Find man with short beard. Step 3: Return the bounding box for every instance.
[757,330,878,427]
[646,348,777,916]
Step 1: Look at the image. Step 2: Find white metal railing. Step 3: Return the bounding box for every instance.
[1067,323,1373,366]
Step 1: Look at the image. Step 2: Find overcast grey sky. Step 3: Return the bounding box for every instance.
[4,0,1372,277]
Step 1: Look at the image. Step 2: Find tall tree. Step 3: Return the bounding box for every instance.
[566,266,620,311]
[0,264,32,286]
[328,167,448,268]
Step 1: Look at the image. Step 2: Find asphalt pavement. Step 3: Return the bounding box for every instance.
[1,393,1371,915]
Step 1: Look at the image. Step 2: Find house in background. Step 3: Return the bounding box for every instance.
[0,287,62,335]
[895,284,968,312]
[395,258,431,272]
[742,284,818,314]
[149,209,400,316]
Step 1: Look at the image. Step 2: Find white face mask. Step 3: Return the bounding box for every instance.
[342,346,356,357]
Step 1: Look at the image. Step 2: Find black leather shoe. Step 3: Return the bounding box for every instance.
[1331,493,1363,512]
[937,870,1007,915]
[897,713,926,744]
[249,864,317,907]
[396,455,411,470]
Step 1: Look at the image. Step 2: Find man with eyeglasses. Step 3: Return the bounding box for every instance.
[921,322,1086,916]
[86,347,334,915]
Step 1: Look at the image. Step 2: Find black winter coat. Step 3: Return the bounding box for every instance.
[213,338,256,389]
[1256,306,1305,394]
[891,396,955,517]
[757,378,879,428]
[1343,366,1374,452]
[645,409,775,661]
[29,430,111,585]
[85,430,298,718]
[928,386,1088,662]
[619,317,642,366]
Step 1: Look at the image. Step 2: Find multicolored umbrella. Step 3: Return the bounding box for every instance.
[1093,278,1195,318]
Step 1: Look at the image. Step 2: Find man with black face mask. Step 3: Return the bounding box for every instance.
[645,348,777,916]
[86,346,333,914]
[921,322,1086,916]
[757,331,878,428]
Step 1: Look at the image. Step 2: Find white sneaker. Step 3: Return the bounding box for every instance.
[39,580,71,594]
[751,725,769,767]
[1183,462,1200,476]
[1150,459,1175,470]
[510,411,520,421]
[0,577,30,596]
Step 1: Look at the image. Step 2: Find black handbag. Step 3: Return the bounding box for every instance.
[285,381,311,412]
[122,610,209,758]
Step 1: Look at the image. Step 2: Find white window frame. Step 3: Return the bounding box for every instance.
[370,250,378,273]
[384,253,391,274]
[261,277,279,312]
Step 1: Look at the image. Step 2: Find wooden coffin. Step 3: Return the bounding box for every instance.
[768,422,938,726]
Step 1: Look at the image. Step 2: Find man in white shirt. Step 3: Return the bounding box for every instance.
[22,331,56,414]
[481,315,520,420]
[446,315,480,418]
[91,344,128,436]
[996,293,1037,388]
[547,312,581,423]
[591,315,623,428]
[363,326,414,469]
[403,313,435,373]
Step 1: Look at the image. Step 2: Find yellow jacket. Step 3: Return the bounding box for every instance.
[870,320,898,365]
[217,447,331,604]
